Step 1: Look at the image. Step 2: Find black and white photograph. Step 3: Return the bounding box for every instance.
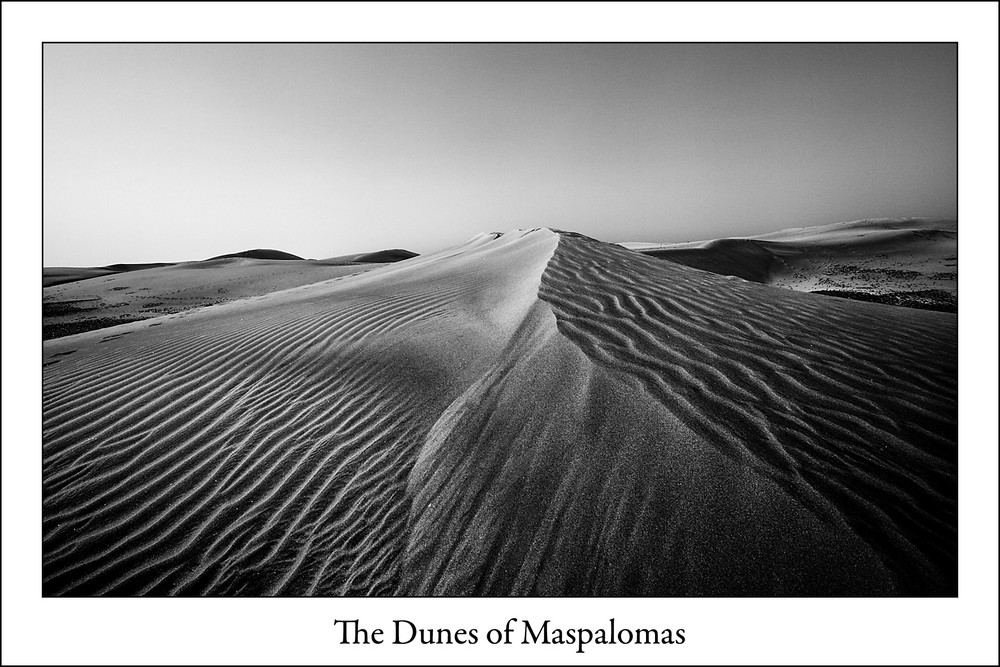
[4,2,998,665]
[40,40,959,598]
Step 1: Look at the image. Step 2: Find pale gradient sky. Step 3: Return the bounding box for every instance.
[43,43,957,266]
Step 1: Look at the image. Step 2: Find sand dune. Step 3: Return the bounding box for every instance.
[622,218,957,311]
[42,228,956,596]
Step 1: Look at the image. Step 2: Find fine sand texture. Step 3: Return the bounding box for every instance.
[622,218,957,311]
[42,228,956,596]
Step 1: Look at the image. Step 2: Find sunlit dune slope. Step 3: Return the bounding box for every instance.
[42,228,956,596]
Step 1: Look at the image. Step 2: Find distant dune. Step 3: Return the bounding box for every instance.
[316,248,420,265]
[43,263,176,288]
[42,226,956,596]
[352,249,419,263]
[206,249,305,261]
[622,218,957,311]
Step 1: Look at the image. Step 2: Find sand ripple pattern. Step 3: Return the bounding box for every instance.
[43,293,453,596]
[539,232,957,595]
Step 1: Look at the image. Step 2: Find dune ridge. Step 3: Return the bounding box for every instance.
[42,228,956,596]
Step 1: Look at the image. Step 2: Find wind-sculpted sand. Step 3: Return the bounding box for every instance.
[42,228,957,596]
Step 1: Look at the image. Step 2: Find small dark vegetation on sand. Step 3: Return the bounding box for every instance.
[43,316,146,340]
[43,299,100,317]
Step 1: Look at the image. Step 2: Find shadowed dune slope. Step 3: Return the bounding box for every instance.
[637,238,781,282]
[315,249,420,265]
[42,229,956,596]
[537,232,956,595]
[352,249,419,263]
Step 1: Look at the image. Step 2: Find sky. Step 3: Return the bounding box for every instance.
[43,43,957,266]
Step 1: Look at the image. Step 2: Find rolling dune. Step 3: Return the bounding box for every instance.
[622,218,958,311]
[42,228,957,596]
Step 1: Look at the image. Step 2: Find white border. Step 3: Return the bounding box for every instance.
[4,2,997,665]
